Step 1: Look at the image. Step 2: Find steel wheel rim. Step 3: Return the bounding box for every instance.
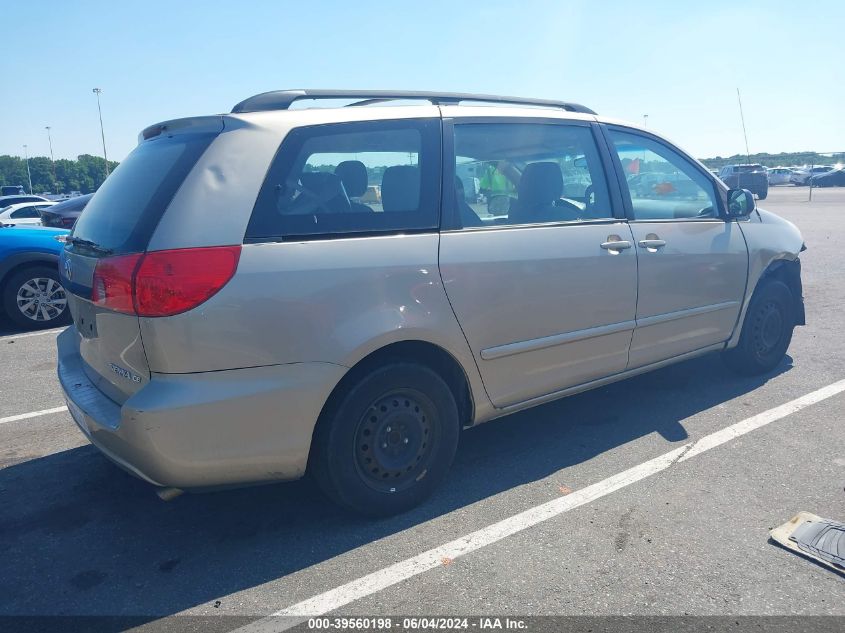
[753,300,783,357]
[354,389,437,493]
[16,277,67,322]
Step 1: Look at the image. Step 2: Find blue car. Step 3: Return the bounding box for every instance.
[0,223,71,329]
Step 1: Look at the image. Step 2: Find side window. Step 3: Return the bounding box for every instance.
[610,129,719,220]
[11,206,40,218]
[246,119,440,240]
[449,122,613,229]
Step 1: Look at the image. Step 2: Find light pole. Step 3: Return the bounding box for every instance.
[45,126,58,193]
[92,88,109,178]
[643,114,649,128]
[23,145,33,194]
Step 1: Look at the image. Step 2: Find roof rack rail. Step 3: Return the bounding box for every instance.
[231,90,596,115]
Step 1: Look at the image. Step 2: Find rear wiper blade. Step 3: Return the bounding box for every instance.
[61,235,114,255]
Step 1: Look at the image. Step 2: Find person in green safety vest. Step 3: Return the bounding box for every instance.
[478,161,519,216]
[478,161,518,199]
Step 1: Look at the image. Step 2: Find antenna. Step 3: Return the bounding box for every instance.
[736,88,751,164]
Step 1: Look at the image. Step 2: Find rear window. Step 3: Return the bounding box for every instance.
[737,165,763,172]
[246,118,441,240]
[72,133,215,255]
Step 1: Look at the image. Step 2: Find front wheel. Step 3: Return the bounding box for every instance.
[722,279,794,375]
[310,363,460,516]
[2,266,71,330]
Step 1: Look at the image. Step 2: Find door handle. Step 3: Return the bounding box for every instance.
[638,239,666,250]
[600,240,632,251]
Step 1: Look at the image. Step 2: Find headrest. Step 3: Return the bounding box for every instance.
[300,171,340,191]
[518,162,563,206]
[334,160,368,198]
[381,166,420,212]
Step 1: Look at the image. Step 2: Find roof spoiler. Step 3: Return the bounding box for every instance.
[138,116,225,144]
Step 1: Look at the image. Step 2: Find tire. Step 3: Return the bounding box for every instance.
[722,279,794,376]
[757,188,768,200]
[2,265,71,330]
[310,363,460,517]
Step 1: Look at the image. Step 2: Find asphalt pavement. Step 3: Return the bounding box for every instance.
[1,186,843,628]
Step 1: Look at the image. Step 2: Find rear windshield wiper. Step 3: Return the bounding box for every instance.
[62,235,114,256]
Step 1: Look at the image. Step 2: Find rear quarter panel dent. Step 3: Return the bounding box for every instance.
[138,235,493,419]
[147,118,293,251]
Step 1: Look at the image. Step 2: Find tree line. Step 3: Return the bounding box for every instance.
[0,154,119,195]
[700,151,845,170]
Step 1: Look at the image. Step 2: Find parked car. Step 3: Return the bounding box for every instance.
[767,167,796,186]
[39,193,93,229]
[57,90,806,516]
[718,164,768,199]
[1,224,71,328]
[1,185,25,196]
[0,201,57,226]
[791,166,835,186]
[0,194,50,207]
[808,168,845,187]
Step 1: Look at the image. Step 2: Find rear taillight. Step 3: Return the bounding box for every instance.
[62,217,75,228]
[92,253,142,314]
[91,246,241,317]
[134,246,241,317]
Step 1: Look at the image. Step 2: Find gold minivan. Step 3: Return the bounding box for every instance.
[57,90,805,516]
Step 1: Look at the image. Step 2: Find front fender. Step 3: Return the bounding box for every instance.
[729,210,805,347]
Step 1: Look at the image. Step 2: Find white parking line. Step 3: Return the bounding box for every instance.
[0,327,64,341]
[240,378,845,632]
[0,405,68,425]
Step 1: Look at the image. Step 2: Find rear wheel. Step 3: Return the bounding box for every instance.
[2,265,71,330]
[722,279,794,375]
[310,363,460,516]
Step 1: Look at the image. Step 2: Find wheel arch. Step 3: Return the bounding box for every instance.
[728,255,805,349]
[323,339,475,428]
[308,339,476,474]
[0,252,60,292]
[757,257,805,326]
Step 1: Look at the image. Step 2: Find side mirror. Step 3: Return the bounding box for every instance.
[487,194,511,215]
[727,188,755,217]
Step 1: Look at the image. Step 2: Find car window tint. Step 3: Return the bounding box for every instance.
[449,122,612,229]
[10,206,41,218]
[247,119,440,240]
[609,130,719,220]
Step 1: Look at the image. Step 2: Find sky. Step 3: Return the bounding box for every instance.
[1,0,842,163]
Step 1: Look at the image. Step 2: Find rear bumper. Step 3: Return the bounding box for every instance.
[725,176,767,193]
[57,327,347,489]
